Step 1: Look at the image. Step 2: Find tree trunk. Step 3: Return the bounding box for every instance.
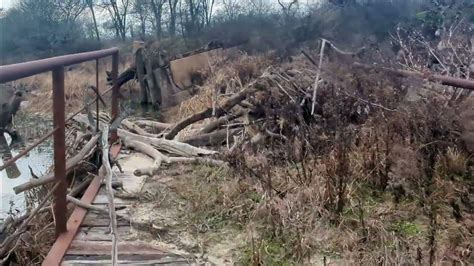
[150,0,163,39]
[87,1,101,42]
[168,0,178,37]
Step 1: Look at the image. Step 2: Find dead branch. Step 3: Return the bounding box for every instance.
[134,120,172,133]
[119,129,217,157]
[123,138,226,176]
[122,119,160,138]
[311,39,326,115]
[13,135,100,194]
[183,128,242,147]
[200,110,244,134]
[101,126,118,266]
[165,74,269,140]
[66,195,107,213]
[123,138,170,177]
[0,183,59,258]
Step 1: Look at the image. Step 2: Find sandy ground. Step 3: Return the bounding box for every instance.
[116,152,244,265]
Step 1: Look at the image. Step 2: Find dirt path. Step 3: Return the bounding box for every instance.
[116,152,245,265]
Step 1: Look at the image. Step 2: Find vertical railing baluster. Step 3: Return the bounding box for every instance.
[52,66,67,236]
[111,52,119,141]
[95,59,100,132]
[95,59,101,169]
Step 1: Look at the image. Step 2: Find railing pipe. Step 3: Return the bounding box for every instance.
[0,48,120,238]
[0,48,119,83]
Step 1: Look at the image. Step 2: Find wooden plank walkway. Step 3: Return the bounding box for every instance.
[59,171,192,265]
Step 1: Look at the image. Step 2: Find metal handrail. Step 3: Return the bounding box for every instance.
[0,48,120,237]
[0,48,119,83]
[0,86,114,171]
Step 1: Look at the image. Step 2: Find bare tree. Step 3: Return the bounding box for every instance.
[86,0,101,41]
[55,0,87,24]
[202,0,215,26]
[182,0,215,36]
[101,0,131,40]
[277,0,299,18]
[133,0,149,39]
[245,0,273,16]
[168,0,179,37]
[222,0,242,21]
[150,0,167,39]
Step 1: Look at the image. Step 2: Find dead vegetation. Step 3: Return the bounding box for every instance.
[132,45,472,264]
[2,41,472,264]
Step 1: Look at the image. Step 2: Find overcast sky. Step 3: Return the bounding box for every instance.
[0,0,16,10]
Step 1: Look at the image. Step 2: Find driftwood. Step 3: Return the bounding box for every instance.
[122,119,159,137]
[123,139,169,177]
[119,129,216,157]
[13,135,100,194]
[72,114,218,157]
[165,77,267,140]
[183,128,241,147]
[134,120,172,133]
[200,110,244,134]
[124,138,226,177]
[101,126,118,266]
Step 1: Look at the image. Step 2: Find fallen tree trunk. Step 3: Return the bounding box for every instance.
[124,138,227,176]
[165,76,268,140]
[134,120,172,133]
[183,128,241,147]
[119,129,217,157]
[122,119,160,138]
[123,138,169,177]
[13,135,100,194]
[200,110,244,134]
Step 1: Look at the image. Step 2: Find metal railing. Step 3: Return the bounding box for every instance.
[0,48,121,236]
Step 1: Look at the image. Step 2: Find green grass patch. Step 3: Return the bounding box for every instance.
[389,220,421,238]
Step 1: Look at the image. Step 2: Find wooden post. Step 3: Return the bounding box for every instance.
[135,49,149,104]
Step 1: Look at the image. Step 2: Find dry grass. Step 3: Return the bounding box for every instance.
[169,50,473,264]
[16,60,133,117]
[175,53,271,120]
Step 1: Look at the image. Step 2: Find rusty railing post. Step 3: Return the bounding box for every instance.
[110,52,119,141]
[52,66,68,236]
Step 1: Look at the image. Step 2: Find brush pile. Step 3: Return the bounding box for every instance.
[0,121,103,264]
[124,47,472,264]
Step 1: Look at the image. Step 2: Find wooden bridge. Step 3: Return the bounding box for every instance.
[0,49,193,265]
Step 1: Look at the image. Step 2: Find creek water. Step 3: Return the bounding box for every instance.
[0,103,160,221]
[0,114,53,220]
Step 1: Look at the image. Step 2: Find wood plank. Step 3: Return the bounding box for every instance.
[62,254,191,265]
[66,241,169,256]
[92,192,134,205]
[43,171,105,265]
[44,143,123,266]
[75,226,131,241]
[82,212,130,227]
